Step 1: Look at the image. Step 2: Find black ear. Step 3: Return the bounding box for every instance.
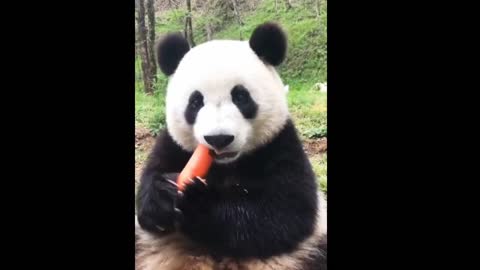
[249,22,287,66]
[156,33,190,76]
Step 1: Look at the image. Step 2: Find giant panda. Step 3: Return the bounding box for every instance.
[135,22,327,270]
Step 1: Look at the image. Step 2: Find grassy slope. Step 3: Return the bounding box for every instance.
[135,0,327,191]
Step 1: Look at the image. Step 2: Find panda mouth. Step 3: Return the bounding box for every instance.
[214,151,239,161]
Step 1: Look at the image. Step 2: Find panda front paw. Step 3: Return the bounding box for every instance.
[178,177,210,211]
[137,173,183,235]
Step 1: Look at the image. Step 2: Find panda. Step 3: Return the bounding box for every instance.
[135,22,327,270]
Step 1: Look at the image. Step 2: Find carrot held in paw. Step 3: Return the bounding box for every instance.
[177,144,215,191]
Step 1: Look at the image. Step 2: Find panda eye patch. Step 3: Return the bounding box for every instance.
[185,90,204,124]
[188,91,204,108]
[231,85,258,119]
[232,89,248,104]
[190,97,202,109]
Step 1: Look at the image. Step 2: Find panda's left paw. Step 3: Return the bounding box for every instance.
[178,177,209,207]
[184,176,207,191]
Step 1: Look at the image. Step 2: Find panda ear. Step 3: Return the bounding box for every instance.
[156,33,190,76]
[249,22,287,66]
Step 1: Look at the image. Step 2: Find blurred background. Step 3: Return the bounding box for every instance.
[135,0,327,193]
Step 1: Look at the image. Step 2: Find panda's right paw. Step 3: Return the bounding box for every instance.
[137,173,183,235]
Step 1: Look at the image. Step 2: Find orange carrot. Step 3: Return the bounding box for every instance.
[177,144,214,191]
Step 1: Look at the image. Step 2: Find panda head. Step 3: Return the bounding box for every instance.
[157,22,289,164]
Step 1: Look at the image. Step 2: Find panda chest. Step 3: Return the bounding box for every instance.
[221,176,249,195]
[207,172,256,198]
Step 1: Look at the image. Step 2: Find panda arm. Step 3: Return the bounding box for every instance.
[136,130,190,234]
[238,164,318,257]
[139,130,190,176]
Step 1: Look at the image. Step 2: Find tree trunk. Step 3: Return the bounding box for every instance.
[135,21,142,82]
[135,20,139,60]
[284,0,292,10]
[136,0,153,94]
[146,0,156,81]
[187,17,195,47]
[206,23,212,41]
[231,0,244,26]
[184,17,188,41]
[185,0,195,47]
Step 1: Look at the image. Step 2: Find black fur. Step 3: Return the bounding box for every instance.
[204,135,234,149]
[156,33,190,76]
[136,132,191,234]
[184,90,204,124]
[231,85,258,119]
[136,119,320,260]
[249,22,287,66]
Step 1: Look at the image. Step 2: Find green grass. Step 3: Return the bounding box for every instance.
[212,0,327,84]
[135,148,149,165]
[310,153,327,193]
[135,78,167,135]
[153,0,327,83]
[288,89,327,139]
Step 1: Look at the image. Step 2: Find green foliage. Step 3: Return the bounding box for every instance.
[153,0,327,83]
[304,126,327,139]
[135,76,167,135]
[155,9,187,33]
[212,0,327,83]
[310,153,327,193]
[288,90,327,140]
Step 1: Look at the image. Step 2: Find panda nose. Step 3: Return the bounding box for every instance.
[204,135,234,150]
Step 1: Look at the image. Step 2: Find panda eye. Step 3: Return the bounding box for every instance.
[234,92,247,103]
[188,91,204,109]
[232,88,249,104]
[231,85,258,119]
[191,98,201,108]
[185,90,204,125]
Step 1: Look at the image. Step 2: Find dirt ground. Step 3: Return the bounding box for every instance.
[135,126,156,185]
[303,137,327,156]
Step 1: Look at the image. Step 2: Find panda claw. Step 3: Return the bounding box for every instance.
[174,208,184,222]
[166,178,179,188]
[196,177,207,185]
[155,225,166,232]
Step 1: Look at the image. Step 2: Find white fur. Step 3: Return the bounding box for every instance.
[318,190,327,235]
[165,40,289,161]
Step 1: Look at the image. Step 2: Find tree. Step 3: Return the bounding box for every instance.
[230,0,244,26]
[185,0,195,47]
[135,0,156,94]
[136,0,154,94]
[284,0,292,10]
[146,0,156,80]
[205,23,213,40]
